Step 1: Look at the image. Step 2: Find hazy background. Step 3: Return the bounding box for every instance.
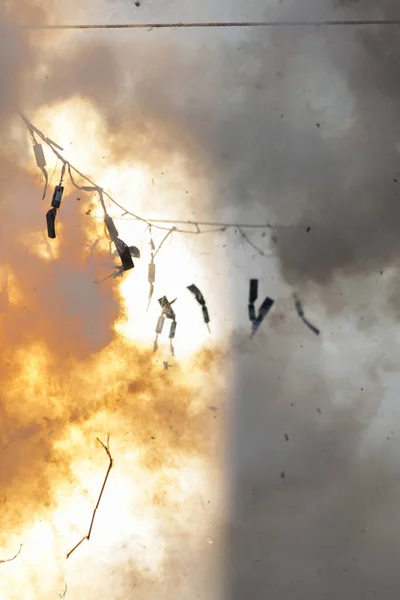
[2,0,400,598]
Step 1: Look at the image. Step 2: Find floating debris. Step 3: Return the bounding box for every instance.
[46,164,66,239]
[147,260,156,309]
[112,245,140,259]
[0,544,22,564]
[202,305,210,324]
[156,315,165,335]
[251,297,274,337]
[294,295,320,336]
[187,284,206,306]
[248,278,258,322]
[33,143,48,199]
[33,142,46,169]
[129,246,141,258]
[46,208,57,239]
[104,215,136,272]
[159,296,176,321]
[187,284,211,331]
[114,238,134,272]
[146,228,175,310]
[51,184,64,209]
[66,437,113,559]
[248,279,274,337]
[154,297,177,355]
[104,215,119,240]
[251,299,274,338]
[94,265,125,285]
[169,319,177,356]
[169,320,177,339]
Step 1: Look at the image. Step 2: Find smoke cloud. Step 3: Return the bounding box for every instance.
[3,0,400,598]
[211,3,400,600]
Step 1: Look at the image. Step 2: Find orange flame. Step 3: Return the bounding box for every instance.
[0,100,228,598]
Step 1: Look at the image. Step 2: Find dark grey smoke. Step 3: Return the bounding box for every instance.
[66,1,400,293]
[221,3,400,600]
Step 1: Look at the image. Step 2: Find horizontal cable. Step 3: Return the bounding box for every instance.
[3,19,400,31]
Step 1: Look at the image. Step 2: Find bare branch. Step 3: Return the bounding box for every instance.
[0,544,22,564]
[66,437,113,559]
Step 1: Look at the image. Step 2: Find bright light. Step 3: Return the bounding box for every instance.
[0,99,228,599]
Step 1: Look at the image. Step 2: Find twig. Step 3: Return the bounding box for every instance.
[0,544,22,564]
[94,266,124,284]
[66,436,113,559]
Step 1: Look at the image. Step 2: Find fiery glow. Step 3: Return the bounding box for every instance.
[0,99,228,598]
[30,100,224,355]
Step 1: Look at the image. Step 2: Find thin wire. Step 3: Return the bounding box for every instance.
[20,113,294,262]
[117,215,291,229]
[48,157,59,190]
[20,114,290,231]
[153,228,175,259]
[4,19,400,31]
